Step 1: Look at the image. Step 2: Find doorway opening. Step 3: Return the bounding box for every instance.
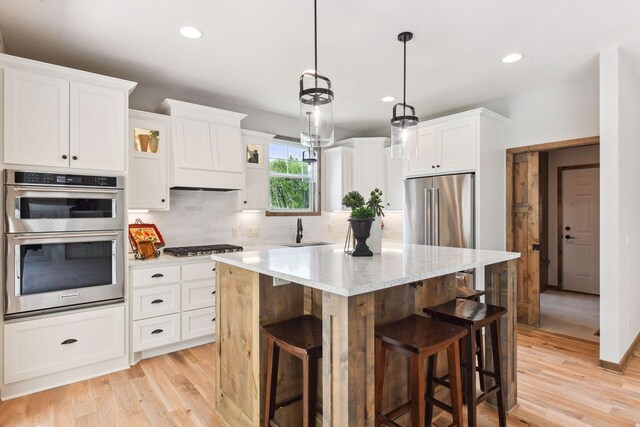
[506,137,600,343]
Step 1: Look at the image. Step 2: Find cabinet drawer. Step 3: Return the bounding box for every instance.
[132,284,180,321]
[181,261,216,281]
[4,306,124,384]
[182,307,216,341]
[132,313,180,352]
[182,280,216,311]
[131,265,180,288]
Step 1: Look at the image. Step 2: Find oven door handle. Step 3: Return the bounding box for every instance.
[12,232,119,240]
[11,186,119,194]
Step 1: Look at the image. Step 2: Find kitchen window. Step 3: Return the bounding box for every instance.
[266,140,320,216]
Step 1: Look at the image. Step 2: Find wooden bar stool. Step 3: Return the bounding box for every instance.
[262,315,323,427]
[455,285,486,392]
[424,299,507,427]
[375,314,467,427]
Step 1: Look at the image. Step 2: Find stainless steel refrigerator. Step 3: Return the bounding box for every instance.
[403,173,475,248]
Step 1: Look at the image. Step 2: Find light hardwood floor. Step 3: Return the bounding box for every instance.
[1,327,639,426]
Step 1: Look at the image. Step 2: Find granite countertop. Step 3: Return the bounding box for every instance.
[210,243,520,297]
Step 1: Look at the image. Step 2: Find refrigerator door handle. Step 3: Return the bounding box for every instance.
[424,188,432,245]
[434,188,440,246]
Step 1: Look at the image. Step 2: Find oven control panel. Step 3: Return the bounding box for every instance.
[11,171,119,188]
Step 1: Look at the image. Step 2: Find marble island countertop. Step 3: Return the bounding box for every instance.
[211,243,520,296]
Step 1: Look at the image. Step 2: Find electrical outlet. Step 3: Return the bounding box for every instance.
[248,226,260,237]
[231,226,239,238]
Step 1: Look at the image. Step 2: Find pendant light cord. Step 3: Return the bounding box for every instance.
[403,37,407,116]
[314,0,318,89]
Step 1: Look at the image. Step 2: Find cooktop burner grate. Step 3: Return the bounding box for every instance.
[163,244,243,257]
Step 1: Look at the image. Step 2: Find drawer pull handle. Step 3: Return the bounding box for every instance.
[151,273,164,278]
[211,291,216,295]
[61,338,77,345]
[212,268,216,271]
[212,318,216,322]
[151,329,164,335]
[151,299,164,304]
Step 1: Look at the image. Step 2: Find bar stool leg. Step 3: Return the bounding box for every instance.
[425,354,436,425]
[374,338,386,427]
[476,329,486,392]
[303,353,319,427]
[410,354,426,427]
[490,319,507,427]
[264,337,280,427]
[465,325,477,427]
[447,340,464,427]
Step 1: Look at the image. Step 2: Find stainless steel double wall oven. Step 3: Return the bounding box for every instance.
[4,170,125,318]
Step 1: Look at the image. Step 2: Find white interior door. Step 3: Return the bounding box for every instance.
[562,167,600,294]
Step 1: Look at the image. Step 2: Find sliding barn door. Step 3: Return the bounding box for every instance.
[507,152,540,326]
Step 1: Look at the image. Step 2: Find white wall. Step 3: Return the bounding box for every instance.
[599,46,640,364]
[546,145,600,287]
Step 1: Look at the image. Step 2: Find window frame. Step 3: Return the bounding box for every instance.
[265,139,321,217]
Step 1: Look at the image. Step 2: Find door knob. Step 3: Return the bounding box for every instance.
[564,235,575,240]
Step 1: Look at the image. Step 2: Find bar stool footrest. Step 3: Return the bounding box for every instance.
[377,413,404,427]
[476,384,501,404]
[275,393,302,410]
[425,394,453,414]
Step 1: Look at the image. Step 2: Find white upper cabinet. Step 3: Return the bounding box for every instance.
[129,110,170,210]
[324,146,353,211]
[352,139,385,199]
[237,130,273,211]
[2,56,135,172]
[158,99,247,190]
[4,68,70,168]
[70,82,125,171]
[436,118,476,174]
[406,125,437,177]
[383,147,404,211]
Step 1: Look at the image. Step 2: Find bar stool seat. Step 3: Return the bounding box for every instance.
[262,315,323,427]
[424,299,507,427]
[375,314,467,427]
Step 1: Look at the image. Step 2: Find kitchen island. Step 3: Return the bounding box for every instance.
[211,243,519,426]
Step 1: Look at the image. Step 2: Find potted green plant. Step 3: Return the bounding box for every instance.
[367,188,385,254]
[342,191,375,256]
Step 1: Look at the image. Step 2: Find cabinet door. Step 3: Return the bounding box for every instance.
[4,68,70,168]
[353,142,384,198]
[69,82,125,171]
[239,136,269,210]
[384,147,404,210]
[210,123,243,173]
[406,125,437,177]
[174,117,214,170]
[437,118,477,174]
[129,116,169,210]
[324,147,353,211]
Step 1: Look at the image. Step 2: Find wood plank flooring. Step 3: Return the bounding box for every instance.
[1,327,639,426]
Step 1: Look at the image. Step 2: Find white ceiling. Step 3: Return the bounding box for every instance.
[1,0,640,131]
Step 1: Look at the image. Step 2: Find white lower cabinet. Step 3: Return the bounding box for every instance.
[129,260,216,359]
[132,313,181,352]
[182,307,216,341]
[4,306,125,384]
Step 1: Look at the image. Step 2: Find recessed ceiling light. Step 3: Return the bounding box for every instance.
[179,26,203,39]
[502,53,523,64]
[382,96,396,102]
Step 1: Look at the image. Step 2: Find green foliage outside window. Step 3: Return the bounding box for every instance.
[269,147,312,210]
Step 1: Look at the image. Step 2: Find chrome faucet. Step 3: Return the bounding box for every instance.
[296,217,303,243]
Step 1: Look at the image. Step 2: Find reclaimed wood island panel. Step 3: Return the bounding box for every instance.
[211,244,520,426]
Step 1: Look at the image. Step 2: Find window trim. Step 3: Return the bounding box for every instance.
[265,139,321,217]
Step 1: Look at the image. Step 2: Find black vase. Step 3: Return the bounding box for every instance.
[348,217,374,257]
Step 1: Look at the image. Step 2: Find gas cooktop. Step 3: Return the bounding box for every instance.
[163,244,243,257]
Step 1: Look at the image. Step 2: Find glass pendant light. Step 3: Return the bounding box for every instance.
[299,0,334,148]
[390,32,418,159]
[302,147,318,183]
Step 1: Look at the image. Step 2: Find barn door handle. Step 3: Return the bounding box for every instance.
[532,244,540,250]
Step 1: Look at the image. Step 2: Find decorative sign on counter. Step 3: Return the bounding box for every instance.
[128,219,165,260]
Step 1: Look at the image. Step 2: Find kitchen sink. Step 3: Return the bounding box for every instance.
[282,242,333,248]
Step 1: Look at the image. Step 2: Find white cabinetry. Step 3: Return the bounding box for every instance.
[2,56,135,171]
[129,260,216,358]
[324,138,387,211]
[405,111,494,178]
[384,147,404,211]
[128,110,170,210]
[4,305,125,384]
[158,99,247,190]
[238,130,274,211]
